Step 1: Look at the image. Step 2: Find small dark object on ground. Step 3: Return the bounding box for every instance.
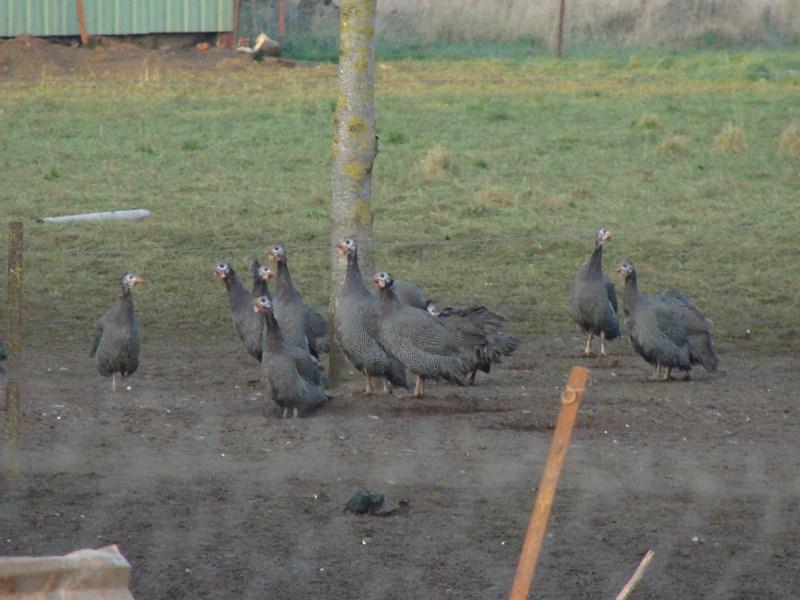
[344,489,410,517]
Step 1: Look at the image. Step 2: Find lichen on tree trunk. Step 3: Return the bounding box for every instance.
[328,0,378,385]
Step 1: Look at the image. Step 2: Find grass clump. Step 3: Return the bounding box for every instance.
[778,124,800,157]
[635,114,661,129]
[656,135,690,155]
[419,145,453,181]
[714,123,746,154]
[477,186,513,207]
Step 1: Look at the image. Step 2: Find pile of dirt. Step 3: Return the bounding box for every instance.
[0,35,264,81]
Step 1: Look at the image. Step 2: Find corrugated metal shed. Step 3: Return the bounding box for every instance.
[0,0,234,37]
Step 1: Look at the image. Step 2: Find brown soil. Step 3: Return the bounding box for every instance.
[0,35,298,82]
[1,334,797,599]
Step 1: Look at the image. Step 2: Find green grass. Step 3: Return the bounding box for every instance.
[1,49,799,350]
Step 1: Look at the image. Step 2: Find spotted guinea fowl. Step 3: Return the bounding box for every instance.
[252,296,331,418]
[657,288,718,374]
[335,239,407,394]
[570,227,620,356]
[213,261,264,362]
[373,272,471,397]
[90,272,143,391]
[615,261,691,380]
[265,245,329,357]
[427,304,518,385]
[391,278,434,311]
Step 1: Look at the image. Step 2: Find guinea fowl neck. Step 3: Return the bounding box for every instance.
[587,242,604,274]
[378,285,402,316]
[263,310,285,350]
[344,251,366,293]
[275,260,300,301]
[623,270,641,310]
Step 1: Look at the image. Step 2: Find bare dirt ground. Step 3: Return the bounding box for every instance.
[0,35,300,81]
[1,332,798,599]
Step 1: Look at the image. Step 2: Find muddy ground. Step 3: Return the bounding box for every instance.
[1,332,797,599]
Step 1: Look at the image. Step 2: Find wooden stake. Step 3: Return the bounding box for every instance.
[75,0,89,46]
[616,550,655,600]
[3,221,23,481]
[508,366,589,600]
[555,0,566,58]
[232,0,241,48]
[277,0,286,42]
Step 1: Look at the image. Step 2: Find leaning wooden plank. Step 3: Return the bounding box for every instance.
[616,550,655,600]
[0,544,133,599]
[39,209,151,224]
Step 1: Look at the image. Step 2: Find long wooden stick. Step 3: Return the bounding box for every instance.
[277,0,286,42]
[3,221,23,481]
[616,550,655,600]
[75,0,89,46]
[508,366,589,600]
[555,0,567,58]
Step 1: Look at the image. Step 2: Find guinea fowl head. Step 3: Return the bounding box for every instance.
[121,272,143,292]
[257,265,275,280]
[252,295,273,314]
[336,238,357,257]
[266,245,286,263]
[425,301,439,316]
[596,228,612,245]
[372,272,394,290]
[614,261,635,279]
[213,262,233,280]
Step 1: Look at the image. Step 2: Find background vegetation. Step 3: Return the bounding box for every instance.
[240,0,800,61]
[1,49,799,352]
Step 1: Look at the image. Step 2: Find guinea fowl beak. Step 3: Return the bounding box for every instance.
[336,242,349,256]
[131,276,144,285]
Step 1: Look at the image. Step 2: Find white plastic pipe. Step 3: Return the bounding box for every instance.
[39,209,151,224]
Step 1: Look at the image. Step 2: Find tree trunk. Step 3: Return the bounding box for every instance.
[328,0,378,386]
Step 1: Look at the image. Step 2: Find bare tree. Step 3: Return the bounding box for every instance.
[328,0,378,385]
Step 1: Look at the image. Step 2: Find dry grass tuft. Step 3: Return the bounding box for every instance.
[635,114,661,129]
[656,135,690,156]
[420,145,453,181]
[714,123,746,154]
[779,124,800,157]
[477,186,513,207]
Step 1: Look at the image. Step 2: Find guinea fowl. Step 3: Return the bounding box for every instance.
[570,227,620,356]
[428,304,518,385]
[90,272,143,392]
[391,278,434,311]
[265,245,329,358]
[252,296,331,418]
[615,261,691,380]
[657,288,719,374]
[373,272,471,397]
[335,239,408,394]
[249,259,268,298]
[213,261,263,362]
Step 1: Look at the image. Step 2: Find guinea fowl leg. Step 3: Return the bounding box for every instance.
[293,407,299,419]
[583,332,594,356]
[651,363,661,380]
[365,375,375,395]
[599,332,607,357]
[382,380,392,395]
[664,368,673,381]
[282,407,288,419]
[414,376,425,398]
[112,372,120,392]
[469,367,478,386]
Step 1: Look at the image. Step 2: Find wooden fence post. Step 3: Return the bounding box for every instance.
[508,366,588,599]
[3,221,23,481]
[555,0,566,58]
[277,0,286,42]
[75,0,89,46]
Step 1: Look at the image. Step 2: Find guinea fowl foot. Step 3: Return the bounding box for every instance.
[382,380,392,395]
[413,376,425,398]
[599,332,607,357]
[583,333,594,357]
[365,375,375,396]
[111,373,120,392]
[649,364,661,381]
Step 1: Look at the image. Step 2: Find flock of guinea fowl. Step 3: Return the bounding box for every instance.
[90,228,718,417]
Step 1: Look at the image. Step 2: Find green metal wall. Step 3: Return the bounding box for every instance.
[0,0,234,37]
